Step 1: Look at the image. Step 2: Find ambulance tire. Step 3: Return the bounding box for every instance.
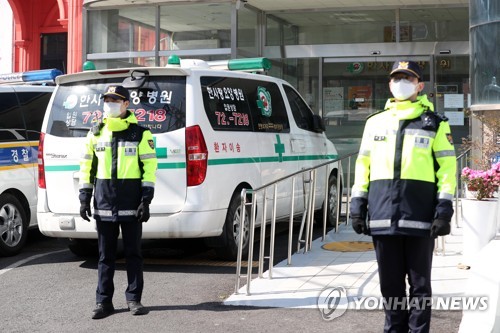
[316,175,339,228]
[215,193,250,261]
[0,193,28,256]
[68,239,99,257]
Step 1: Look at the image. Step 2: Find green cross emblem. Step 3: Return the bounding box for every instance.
[274,134,285,162]
[153,137,167,158]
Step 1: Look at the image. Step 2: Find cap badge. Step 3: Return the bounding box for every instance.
[398,61,409,70]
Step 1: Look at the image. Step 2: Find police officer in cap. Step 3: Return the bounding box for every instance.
[350,61,456,332]
[79,85,157,319]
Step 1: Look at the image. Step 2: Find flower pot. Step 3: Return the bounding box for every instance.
[461,198,499,266]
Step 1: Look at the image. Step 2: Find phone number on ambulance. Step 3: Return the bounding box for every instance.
[215,111,250,127]
[81,109,167,124]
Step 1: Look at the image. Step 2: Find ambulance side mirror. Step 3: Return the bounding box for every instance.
[312,114,325,133]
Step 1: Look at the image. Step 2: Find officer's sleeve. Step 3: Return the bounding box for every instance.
[138,130,158,204]
[433,120,457,220]
[79,131,96,203]
[350,119,372,218]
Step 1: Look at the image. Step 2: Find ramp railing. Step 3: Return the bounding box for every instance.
[234,152,358,295]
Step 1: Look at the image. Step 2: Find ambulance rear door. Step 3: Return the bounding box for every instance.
[42,71,188,215]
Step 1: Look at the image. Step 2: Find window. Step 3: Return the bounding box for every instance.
[17,91,52,141]
[48,76,186,137]
[284,85,315,132]
[0,91,24,142]
[201,76,289,133]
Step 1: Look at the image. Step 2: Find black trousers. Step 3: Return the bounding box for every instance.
[96,220,143,304]
[372,235,435,333]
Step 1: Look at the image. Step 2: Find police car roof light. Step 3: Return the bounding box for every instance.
[24,69,63,82]
[0,68,63,84]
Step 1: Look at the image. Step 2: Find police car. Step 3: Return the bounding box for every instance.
[37,57,341,259]
[0,69,61,256]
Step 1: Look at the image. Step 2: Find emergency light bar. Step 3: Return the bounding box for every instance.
[0,68,63,84]
[166,55,272,72]
[207,58,272,72]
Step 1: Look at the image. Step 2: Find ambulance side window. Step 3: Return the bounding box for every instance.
[0,92,25,142]
[283,85,315,132]
[201,76,290,133]
[201,76,253,132]
[247,80,290,133]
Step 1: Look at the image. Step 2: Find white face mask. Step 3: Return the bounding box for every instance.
[390,79,418,101]
[103,102,122,118]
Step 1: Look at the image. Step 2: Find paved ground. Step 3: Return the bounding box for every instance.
[225,221,469,310]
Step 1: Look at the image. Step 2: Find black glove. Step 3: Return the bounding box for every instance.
[435,199,454,221]
[142,187,155,205]
[136,202,150,223]
[80,201,91,222]
[430,219,450,238]
[352,217,369,235]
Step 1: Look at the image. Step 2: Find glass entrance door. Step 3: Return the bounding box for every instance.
[322,57,431,156]
[433,54,470,154]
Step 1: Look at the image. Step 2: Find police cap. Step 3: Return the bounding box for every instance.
[390,61,423,81]
[102,85,130,101]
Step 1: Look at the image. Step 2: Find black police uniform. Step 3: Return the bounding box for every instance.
[350,61,456,333]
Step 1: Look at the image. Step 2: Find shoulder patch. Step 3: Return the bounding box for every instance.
[148,139,155,150]
[91,123,104,136]
[435,112,449,122]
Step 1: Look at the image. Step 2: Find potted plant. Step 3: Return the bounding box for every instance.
[459,110,500,267]
[461,162,500,200]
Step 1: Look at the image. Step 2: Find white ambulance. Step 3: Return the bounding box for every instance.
[37,57,341,259]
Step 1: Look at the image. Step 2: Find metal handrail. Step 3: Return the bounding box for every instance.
[234,152,358,295]
[455,148,471,228]
[435,148,471,254]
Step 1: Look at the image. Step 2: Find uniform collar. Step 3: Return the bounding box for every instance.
[384,94,434,119]
[103,111,138,131]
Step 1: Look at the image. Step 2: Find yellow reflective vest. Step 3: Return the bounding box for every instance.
[79,111,157,222]
[350,95,456,236]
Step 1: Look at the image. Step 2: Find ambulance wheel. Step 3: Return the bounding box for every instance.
[0,193,28,256]
[215,193,250,261]
[68,239,98,257]
[316,175,339,228]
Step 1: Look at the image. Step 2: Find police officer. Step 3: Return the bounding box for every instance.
[350,61,456,333]
[79,85,157,319]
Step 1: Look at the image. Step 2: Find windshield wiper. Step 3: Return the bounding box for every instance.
[68,126,91,131]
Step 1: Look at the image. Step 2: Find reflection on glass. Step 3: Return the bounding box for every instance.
[87,3,232,57]
[160,3,231,51]
[470,0,500,105]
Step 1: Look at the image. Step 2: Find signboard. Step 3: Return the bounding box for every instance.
[323,87,344,116]
[444,111,465,126]
[444,94,464,108]
[347,86,372,121]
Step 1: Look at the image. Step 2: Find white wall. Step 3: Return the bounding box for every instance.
[0,0,13,74]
